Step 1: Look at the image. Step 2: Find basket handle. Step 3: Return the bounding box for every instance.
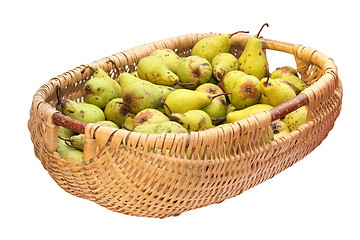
[52,93,310,134]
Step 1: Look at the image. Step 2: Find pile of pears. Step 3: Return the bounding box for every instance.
[56,23,309,163]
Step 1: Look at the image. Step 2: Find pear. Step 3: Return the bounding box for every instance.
[195,83,228,124]
[83,77,116,109]
[58,148,84,163]
[133,121,188,134]
[150,49,181,73]
[56,138,74,153]
[118,73,166,113]
[122,112,135,131]
[157,85,175,99]
[68,134,85,151]
[283,106,308,132]
[211,53,239,81]
[226,104,273,123]
[137,55,179,86]
[104,98,130,127]
[228,74,262,110]
[163,89,228,115]
[169,110,214,132]
[176,56,213,89]
[130,71,138,77]
[58,126,74,139]
[270,120,291,140]
[218,70,247,93]
[96,120,120,129]
[260,78,297,107]
[191,31,248,62]
[92,67,122,98]
[270,66,307,94]
[133,109,169,128]
[57,99,105,123]
[238,23,269,79]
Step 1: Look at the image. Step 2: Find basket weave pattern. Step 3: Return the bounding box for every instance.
[28,33,342,218]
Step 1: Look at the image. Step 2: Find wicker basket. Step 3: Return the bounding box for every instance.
[28,33,342,218]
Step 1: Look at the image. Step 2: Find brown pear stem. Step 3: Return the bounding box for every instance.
[256,23,269,38]
[176,81,195,86]
[211,116,226,121]
[161,100,173,115]
[229,30,250,37]
[210,92,232,99]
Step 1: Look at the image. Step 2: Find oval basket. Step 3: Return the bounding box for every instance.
[28,33,342,218]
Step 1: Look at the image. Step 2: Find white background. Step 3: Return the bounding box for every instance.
[1,1,358,239]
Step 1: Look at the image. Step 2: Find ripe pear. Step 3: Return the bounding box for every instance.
[134,121,188,134]
[176,56,213,89]
[58,126,74,139]
[238,23,269,79]
[68,134,85,151]
[57,99,105,123]
[270,120,291,140]
[58,147,84,163]
[133,109,169,128]
[150,49,181,73]
[130,71,138,77]
[83,77,116,109]
[96,120,120,129]
[195,83,228,124]
[211,53,239,81]
[137,55,179,86]
[226,104,273,123]
[92,67,122,98]
[122,112,135,131]
[260,78,297,107]
[228,74,261,110]
[169,110,213,132]
[104,98,130,127]
[164,89,227,115]
[283,106,308,132]
[218,70,247,93]
[191,31,248,62]
[270,66,307,94]
[118,73,166,113]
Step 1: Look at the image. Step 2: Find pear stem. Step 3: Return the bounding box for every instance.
[210,92,232,99]
[58,136,75,148]
[176,81,195,86]
[229,30,250,37]
[256,23,269,38]
[121,124,133,131]
[211,116,226,121]
[161,100,173,115]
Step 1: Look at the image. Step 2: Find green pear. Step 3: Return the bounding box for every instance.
[283,106,308,132]
[226,104,273,123]
[122,112,135,131]
[211,53,239,81]
[150,49,181,73]
[238,23,269,79]
[228,74,261,110]
[96,120,120,129]
[92,67,122,98]
[133,121,188,134]
[270,66,307,94]
[130,71,138,77]
[118,73,166,113]
[58,147,84,163]
[163,89,227,115]
[170,110,213,132]
[191,31,248,62]
[58,126,74,139]
[270,120,291,140]
[218,70,247,93]
[176,56,213,89]
[137,55,179,86]
[260,78,297,107]
[133,109,169,128]
[83,77,116,109]
[57,99,105,123]
[104,98,130,127]
[195,83,228,124]
[68,134,85,151]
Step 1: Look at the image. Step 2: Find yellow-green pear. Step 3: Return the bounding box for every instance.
[137,55,179,86]
[57,99,105,123]
[270,120,291,140]
[92,67,122,98]
[226,104,273,123]
[104,98,130,127]
[191,31,248,62]
[238,24,269,79]
[211,53,239,81]
[218,70,247,93]
[260,78,297,107]
[170,110,213,132]
[83,77,116,109]
[270,66,308,94]
[133,121,188,134]
[228,75,261,110]
[133,109,169,128]
[283,106,308,132]
[150,49,181,73]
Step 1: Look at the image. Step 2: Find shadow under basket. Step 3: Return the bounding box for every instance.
[28,33,343,218]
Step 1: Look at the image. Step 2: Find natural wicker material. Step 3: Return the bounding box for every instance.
[28,33,342,218]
